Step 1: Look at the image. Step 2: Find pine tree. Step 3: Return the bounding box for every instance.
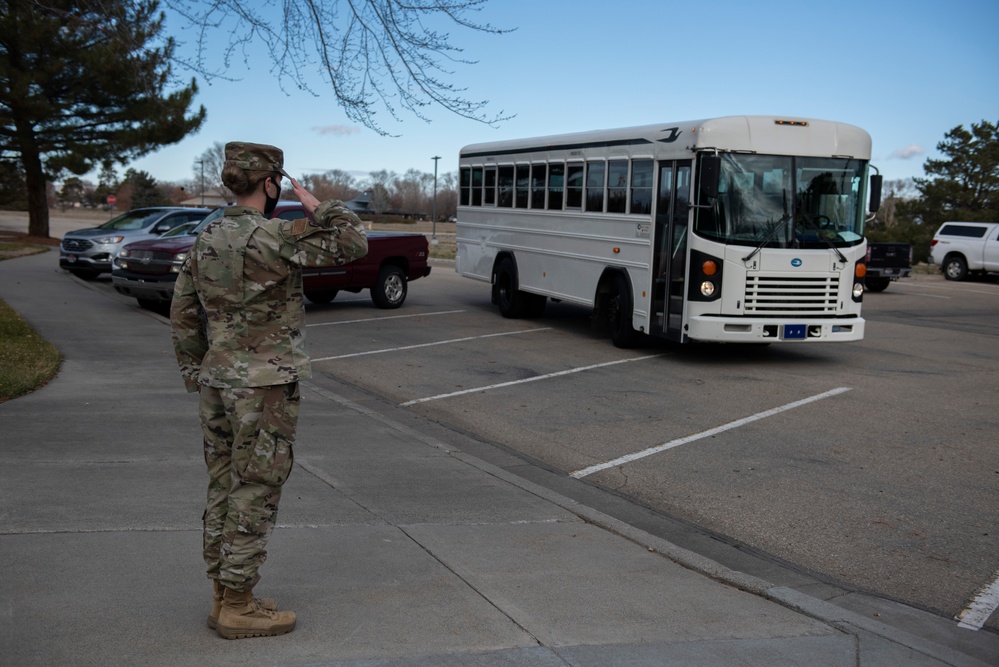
[0,1,205,237]
[908,120,999,227]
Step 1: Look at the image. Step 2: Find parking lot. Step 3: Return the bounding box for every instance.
[69,260,999,635]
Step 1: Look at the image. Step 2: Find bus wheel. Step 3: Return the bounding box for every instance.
[495,257,544,318]
[608,274,638,348]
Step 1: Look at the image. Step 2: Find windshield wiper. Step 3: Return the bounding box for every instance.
[796,211,848,264]
[742,215,790,263]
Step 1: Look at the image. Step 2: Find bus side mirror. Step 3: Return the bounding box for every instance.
[868,174,883,213]
[700,155,721,199]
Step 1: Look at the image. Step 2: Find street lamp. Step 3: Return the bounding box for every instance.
[431,155,441,244]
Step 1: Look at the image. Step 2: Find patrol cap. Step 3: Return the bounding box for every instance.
[223,142,292,179]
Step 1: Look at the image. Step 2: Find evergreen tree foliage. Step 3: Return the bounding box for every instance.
[909,120,999,227]
[0,160,27,210]
[0,0,205,237]
[123,169,169,208]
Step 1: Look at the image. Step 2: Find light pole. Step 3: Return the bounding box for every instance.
[199,160,205,206]
[431,155,441,244]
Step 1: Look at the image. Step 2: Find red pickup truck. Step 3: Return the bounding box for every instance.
[111,201,431,311]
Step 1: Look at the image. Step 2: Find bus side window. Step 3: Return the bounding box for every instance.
[566,164,584,209]
[498,166,514,208]
[548,163,565,210]
[586,162,606,212]
[460,167,471,206]
[631,160,653,214]
[607,160,628,213]
[484,168,496,206]
[472,167,483,206]
[515,165,530,208]
[531,164,547,209]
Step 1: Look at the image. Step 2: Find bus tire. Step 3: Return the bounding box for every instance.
[494,257,544,318]
[608,273,639,348]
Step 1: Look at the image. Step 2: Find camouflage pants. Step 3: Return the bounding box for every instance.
[198,383,300,592]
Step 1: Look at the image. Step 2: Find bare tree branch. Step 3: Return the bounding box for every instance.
[170,0,514,135]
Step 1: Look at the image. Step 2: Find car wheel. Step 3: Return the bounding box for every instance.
[943,255,967,281]
[608,273,639,348]
[371,266,407,309]
[305,290,339,304]
[864,277,891,292]
[69,268,100,280]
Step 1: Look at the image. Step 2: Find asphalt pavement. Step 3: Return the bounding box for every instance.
[0,247,993,666]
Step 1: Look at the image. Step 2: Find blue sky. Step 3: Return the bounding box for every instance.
[125,0,999,188]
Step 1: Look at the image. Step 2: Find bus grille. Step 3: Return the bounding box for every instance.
[744,275,839,315]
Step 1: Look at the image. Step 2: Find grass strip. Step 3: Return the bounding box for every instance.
[0,298,61,403]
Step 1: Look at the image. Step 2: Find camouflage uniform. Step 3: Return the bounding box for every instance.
[171,146,367,593]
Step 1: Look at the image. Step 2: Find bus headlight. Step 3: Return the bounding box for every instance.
[852,260,866,302]
[688,250,723,302]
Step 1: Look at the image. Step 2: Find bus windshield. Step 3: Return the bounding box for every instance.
[694,154,866,248]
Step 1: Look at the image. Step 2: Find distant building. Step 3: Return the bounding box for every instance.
[343,190,425,219]
[179,188,229,208]
[344,191,375,215]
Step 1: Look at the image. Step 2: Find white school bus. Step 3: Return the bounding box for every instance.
[455,116,883,347]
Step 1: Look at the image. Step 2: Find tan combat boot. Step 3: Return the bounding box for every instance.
[215,586,296,639]
[207,580,278,630]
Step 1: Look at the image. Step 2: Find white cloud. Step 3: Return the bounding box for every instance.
[312,125,361,137]
[887,144,924,160]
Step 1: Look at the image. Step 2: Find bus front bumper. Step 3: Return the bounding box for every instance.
[686,316,865,343]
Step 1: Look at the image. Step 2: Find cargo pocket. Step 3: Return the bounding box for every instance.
[239,384,299,487]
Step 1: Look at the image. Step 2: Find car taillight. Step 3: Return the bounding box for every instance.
[930,239,938,246]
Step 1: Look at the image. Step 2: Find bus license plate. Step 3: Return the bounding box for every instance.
[783,324,807,340]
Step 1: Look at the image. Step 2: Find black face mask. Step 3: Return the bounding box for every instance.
[264,178,281,216]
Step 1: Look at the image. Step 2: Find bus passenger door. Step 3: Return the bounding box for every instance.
[653,161,691,341]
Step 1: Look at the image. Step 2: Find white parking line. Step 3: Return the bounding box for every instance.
[401,354,663,406]
[894,290,951,300]
[313,327,551,362]
[307,309,466,327]
[957,570,999,630]
[896,282,998,297]
[570,387,852,479]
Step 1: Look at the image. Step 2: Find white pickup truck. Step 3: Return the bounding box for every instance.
[929,221,999,281]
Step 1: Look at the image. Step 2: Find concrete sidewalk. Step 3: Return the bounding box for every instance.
[0,250,990,666]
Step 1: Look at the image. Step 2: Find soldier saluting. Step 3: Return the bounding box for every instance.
[170,142,367,639]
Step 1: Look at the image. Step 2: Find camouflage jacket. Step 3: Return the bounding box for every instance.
[170,200,368,391]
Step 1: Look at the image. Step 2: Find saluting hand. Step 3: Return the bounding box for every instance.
[289,178,321,214]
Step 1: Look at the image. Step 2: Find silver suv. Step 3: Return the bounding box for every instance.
[60,207,211,279]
